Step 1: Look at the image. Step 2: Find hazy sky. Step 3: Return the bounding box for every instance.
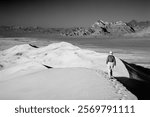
[0,0,149,27]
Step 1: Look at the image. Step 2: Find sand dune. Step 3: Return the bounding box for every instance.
[0,42,137,100]
[0,42,129,77]
[0,68,136,100]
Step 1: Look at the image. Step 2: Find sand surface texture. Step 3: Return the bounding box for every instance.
[0,42,137,99]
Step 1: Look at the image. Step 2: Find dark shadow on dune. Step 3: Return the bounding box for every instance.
[43,64,53,69]
[115,59,150,99]
[120,59,150,82]
[0,64,3,70]
[115,77,150,100]
[29,44,39,48]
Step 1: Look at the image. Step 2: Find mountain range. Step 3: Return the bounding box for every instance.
[0,20,150,38]
[62,20,150,37]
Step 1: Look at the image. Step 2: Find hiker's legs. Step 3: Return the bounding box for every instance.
[107,62,114,78]
[110,63,114,77]
[109,68,113,78]
[108,67,111,78]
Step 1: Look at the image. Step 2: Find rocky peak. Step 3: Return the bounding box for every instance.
[111,21,126,26]
[92,20,127,28]
[92,20,108,28]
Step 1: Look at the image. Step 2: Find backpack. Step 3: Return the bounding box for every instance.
[107,55,115,62]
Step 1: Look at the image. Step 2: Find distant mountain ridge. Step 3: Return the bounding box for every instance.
[127,20,150,31]
[0,20,150,38]
[0,25,63,33]
[62,20,135,37]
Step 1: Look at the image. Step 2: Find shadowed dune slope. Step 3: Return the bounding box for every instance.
[121,60,150,82]
[115,60,150,100]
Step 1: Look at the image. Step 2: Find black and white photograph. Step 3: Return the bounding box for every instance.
[0,0,150,100]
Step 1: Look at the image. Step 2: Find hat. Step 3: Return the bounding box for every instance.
[109,51,113,54]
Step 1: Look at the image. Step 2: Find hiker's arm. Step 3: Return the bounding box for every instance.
[106,56,109,64]
[114,57,116,66]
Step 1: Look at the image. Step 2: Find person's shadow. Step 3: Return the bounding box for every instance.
[114,60,150,100]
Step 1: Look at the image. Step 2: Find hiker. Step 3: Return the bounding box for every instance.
[106,51,116,78]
